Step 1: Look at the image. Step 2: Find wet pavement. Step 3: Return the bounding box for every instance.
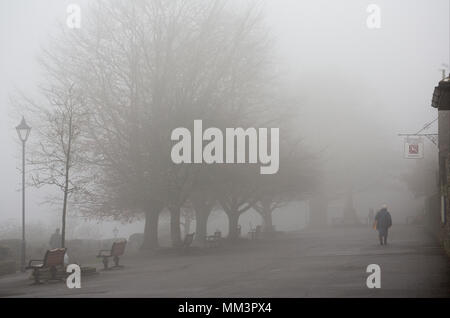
[0,224,449,297]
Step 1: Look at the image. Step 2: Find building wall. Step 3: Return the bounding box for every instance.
[436,110,450,250]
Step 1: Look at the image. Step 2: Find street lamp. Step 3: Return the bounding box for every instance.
[15,116,31,272]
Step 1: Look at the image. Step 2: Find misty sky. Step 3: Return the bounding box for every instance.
[0,0,449,237]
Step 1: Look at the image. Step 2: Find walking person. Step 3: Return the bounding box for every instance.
[49,228,62,249]
[374,204,392,245]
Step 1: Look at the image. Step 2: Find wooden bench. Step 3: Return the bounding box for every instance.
[205,231,222,248]
[97,240,127,270]
[26,248,66,284]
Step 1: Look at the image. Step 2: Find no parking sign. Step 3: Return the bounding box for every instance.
[404,137,424,159]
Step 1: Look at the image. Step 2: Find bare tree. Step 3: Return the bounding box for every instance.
[58,0,272,248]
[216,164,260,240]
[14,83,90,248]
[23,0,275,249]
[253,134,319,232]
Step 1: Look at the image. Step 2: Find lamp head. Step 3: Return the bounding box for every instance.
[15,116,31,142]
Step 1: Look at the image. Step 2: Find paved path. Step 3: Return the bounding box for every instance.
[1,225,449,297]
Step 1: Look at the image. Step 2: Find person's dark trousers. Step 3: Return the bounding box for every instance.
[379,231,388,245]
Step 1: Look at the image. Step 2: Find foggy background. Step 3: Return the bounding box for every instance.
[0,0,448,242]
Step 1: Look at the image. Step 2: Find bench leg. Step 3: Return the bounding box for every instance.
[32,269,41,284]
[49,266,57,280]
[102,257,109,270]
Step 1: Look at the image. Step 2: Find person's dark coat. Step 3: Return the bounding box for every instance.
[375,208,392,235]
[49,232,62,249]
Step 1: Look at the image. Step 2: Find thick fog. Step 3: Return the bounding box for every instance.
[0,0,448,241]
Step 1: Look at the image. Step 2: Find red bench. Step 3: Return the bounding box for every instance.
[26,248,66,284]
[97,240,127,270]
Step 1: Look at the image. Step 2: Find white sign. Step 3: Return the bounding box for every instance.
[404,137,424,159]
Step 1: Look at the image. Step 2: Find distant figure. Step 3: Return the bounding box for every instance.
[368,208,375,227]
[49,228,62,249]
[374,204,392,245]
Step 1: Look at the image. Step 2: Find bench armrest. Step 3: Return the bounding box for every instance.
[27,259,43,267]
[97,250,111,257]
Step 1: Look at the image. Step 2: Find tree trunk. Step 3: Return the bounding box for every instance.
[262,209,273,232]
[194,208,210,246]
[169,206,182,247]
[258,199,273,232]
[61,116,73,249]
[141,208,160,250]
[227,211,240,240]
[61,188,68,248]
[192,197,213,246]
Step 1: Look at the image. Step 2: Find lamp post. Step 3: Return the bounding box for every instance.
[15,117,31,272]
